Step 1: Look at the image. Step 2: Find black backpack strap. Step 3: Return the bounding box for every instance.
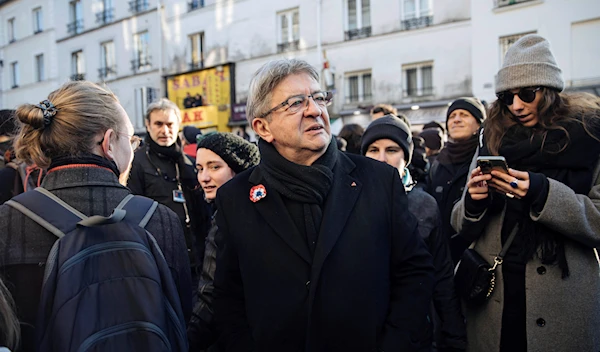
[5,187,86,238]
[116,195,158,229]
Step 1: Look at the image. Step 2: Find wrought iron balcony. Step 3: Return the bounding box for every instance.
[494,0,536,8]
[277,40,300,53]
[345,93,373,104]
[129,0,149,13]
[189,61,204,70]
[405,86,434,97]
[70,73,86,81]
[11,84,18,89]
[401,15,433,31]
[131,57,152,72]
[34,29,42,34]
[188,0,204,12]
[344,26,371,41]
[96,8,114,25]
[98,66,117,79]
[67,19,83,35]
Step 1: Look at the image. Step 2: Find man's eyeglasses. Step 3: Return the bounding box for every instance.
[98,133,144,152]
[496,87,541,106]
[259,91,333,118]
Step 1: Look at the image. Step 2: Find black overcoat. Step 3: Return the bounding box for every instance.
[213,151,434,352]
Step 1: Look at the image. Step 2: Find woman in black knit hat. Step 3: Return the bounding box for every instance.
[188,132,260,351]
[452,34,600,352]
[427,96,486,266]
[361,114,466,352]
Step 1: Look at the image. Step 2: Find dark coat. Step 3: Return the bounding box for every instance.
[407,188,466,351]
[0,166,192,352]
[128,144,210,268]
[427,160,471,265]
[213,151,434,352]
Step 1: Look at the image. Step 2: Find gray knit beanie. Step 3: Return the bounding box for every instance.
[496,34,564,93]
[361,114,414,165]
[197,132,260,174]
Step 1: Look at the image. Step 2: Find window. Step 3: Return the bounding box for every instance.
[11,61,19,88]
[188,0,204,12]
[189,32,204,69]
[495,0,537,8]
[35,54,44,82]
[499,32,536,66]
[71,50,85,80]
[401,0,433,30]
[132,31,151,72]
[33,7,43,34]
[68,0,83,34]
[135,87,159,130]
[345,71,372,103]
[403,62,433,97]
[99,41,116,79]
[7,18,15,43]
[345,0,371,40]
[96,0,114,25]
[129,0,149,13]
[277,8,300,53]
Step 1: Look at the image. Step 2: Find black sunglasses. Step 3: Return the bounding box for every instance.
[496,87,541,106]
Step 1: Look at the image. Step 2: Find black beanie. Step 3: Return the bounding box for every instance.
[446,97,486,128]
[418,128,444,151]
[361,114,414,165]
[183,126,202,144]
[197,132,260,174]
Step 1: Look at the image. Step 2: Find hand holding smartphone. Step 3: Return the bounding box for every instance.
[477,156,509,176]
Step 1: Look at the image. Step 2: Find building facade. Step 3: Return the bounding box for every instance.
[0,0,598,135]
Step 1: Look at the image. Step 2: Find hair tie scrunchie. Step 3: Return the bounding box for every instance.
[35,99,59,127]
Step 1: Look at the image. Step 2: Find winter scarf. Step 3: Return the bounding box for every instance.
[258,138,338,252]
[437,133,479,166]
[147,135,184,161]
[482,117,600,277]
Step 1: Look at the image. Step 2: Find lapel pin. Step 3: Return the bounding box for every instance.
[250,184,267,203]
[351,182,357,187]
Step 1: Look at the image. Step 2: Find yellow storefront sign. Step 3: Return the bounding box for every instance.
[166,64,233,132]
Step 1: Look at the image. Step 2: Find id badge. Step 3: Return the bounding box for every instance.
[173,189,186,203]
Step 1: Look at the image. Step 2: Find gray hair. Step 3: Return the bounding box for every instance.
[145,98,181,122]
[246,59,319,122]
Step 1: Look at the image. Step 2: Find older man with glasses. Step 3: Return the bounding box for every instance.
[212,59,434,352]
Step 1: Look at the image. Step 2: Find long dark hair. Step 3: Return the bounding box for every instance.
[484,89,600,155]
[0,277,20,350]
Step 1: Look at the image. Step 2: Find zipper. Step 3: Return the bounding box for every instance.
[60,241,152,275]
[77,321,171,352]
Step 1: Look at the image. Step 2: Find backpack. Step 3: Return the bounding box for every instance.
[6,188,188,352]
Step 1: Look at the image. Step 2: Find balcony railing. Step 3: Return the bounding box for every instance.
[405,86,434,97]
[131,57,152,72]
[96,8,114,25]
[67,19,83,35]
[70,73,86,81]
[188,0,204,12]
[344,26,371,41]
[34,28,42,34]
[189,61,204,70]
[401,15,433,31]
[129,0,149,13]
[98,66,117,79]
[345,93,373,104]
[277,40,300,53]
[494,0,537,8]
[11,84,18,89]
[8,38,15,44]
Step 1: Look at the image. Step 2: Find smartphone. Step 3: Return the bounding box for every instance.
[477,156,509,175]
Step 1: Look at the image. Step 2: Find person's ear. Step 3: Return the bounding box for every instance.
[144,118,151,131]
[100,129,117,161]
[252,118,274,143]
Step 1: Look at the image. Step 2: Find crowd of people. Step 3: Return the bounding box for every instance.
[0,34,599,352]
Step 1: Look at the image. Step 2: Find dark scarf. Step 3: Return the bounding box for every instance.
[258,138,338,253]
[437,133,479,166]
[49,152,120,176]
[483,118,600,278]
[147,135,183,161]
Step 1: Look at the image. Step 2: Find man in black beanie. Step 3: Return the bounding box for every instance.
[428,97,486,265]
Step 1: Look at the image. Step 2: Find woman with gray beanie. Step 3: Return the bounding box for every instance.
[362,115,466,352]
[452,34,600,351]
[188,132,260,351]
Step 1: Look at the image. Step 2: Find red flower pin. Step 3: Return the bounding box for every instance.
[250,184,267,203]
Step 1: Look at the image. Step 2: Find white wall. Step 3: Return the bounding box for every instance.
[471,0,600,102]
